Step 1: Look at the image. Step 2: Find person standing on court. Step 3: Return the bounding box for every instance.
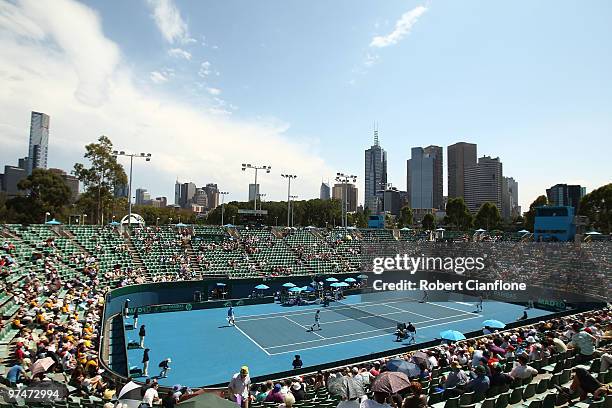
[309,310,321,332]
[228,366,251,407]
[228,306,236,326]
[123,299,130,317]
[139,324,146,348]
[133,308,139,328]
[407,322,417,344]
[292,355,303,369]
[142,348,150,377]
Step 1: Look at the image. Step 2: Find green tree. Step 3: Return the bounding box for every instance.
[579,183,611,233]
[73,136,128,225]
[422,213,436,230]
[474,202,502,230]
[397,206,413,228]
[5,169,71,223]
[524,195,548,232]
[444,197,473,230]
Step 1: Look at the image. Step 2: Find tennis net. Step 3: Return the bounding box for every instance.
[329,300,407,333]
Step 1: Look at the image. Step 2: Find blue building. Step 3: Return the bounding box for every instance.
[368,214,385,229]
[534,206,575,242]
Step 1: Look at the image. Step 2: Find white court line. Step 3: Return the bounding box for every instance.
[428,301,476,314]
[455,302,475,306]
[263,312,471,350]
[237,297,419,320]
[284,316,324,339]
[265,314,482,356]
[234,323,271,356]
[382,303,435,320]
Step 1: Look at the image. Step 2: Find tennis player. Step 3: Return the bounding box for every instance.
[227,306,236,326]
[309,310,321,331]
[406,321,416,344]
[475,295,483,312]
[419,290,428,303]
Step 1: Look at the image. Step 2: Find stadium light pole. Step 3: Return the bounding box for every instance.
[281,174,297,227]
[335,173,357,229]
[44,212,51,223]
[241,163,271,211]
[113,150,152,228]
[219,191,229,225]
[290,195,298,227]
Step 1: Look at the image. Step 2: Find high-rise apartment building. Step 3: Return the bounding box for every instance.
[546,184,586,212]
[447,142,477,200]
[28,112,50,175]
[332,183,358,212]
[364,129,387,213]
[204,183,219,210]
[502,176,519,220]
[464,156,503,213]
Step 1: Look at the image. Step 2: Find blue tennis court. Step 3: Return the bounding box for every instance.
[125,291,554,387]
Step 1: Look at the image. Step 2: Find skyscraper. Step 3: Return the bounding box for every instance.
[135,188,151,205]
[364,129,387,213]
[464,156,503,213]
[28,112,50,175]
[204,183,219,210]
[179,182,197,208]
[407,146,443,210]
[447,142,477,200]
[546,184,585,212]
[320,182,331,200]
[332,183,358,212]
[502,176,519,220]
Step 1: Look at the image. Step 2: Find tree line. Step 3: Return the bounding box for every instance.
[0,136,609,233]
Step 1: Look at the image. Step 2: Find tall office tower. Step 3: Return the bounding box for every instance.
[546,184,586,212]
[382,188,401,216]
[174,180,181,206]
[248,183,260,202]
[204,183,219,210]
[464,156,503,213]
[320,182,331,200]
[364,128,387,213]
[179,182,197,208]
[407,146,443,210]
[501,176,519,219]
[135,188,151,205]
[28,112,50,175]
[447,142,477,200]
[332,183,358,212]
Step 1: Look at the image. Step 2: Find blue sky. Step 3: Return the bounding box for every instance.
[0,0,610,211]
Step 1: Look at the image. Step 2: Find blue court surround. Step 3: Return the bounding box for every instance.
[125,291,553,387]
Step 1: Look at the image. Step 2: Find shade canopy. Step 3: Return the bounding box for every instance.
[344,277,357,282]
[45,219,62,225]
[176,222,188,227]
[330,282,349,288]
[475,228,486,232]
[282,282,296,288]
[440,330,466,341]
[325,277,339,282]
[215,282,227,287]
[254,284,269,290]
[482,319,506,329]
[518,229,530,234]
[288,286,303,292]
[586,231,602,235]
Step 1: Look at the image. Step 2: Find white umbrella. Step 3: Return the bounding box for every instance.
[474,228,486,233]
[31,357,55,376]
[585,231,602,235]
[115,381,143,408]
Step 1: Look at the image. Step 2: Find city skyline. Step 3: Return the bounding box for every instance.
[1,1,610,211]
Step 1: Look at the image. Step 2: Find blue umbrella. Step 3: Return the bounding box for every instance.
[109,221,121,226]
[282,282,296,288]
[344,278,357,283]
[45,219,62,225]
[254,284,269,290]
[440,330,466,341]
[330,282,343,288]
[482,320,506,329]
[302,286,315,292]
[357,274,368,279]
[386,359,420,377]
[176,222,188,227]
[288,287,303,293]
[216,282,227,287]
[326,277,339,282]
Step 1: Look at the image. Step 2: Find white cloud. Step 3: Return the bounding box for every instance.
[0,0,332,203]
[150,71,168,83]
[370,5,427,48]
[207,87,221,96]
[167,47,191,60]
[364,53,379,67]
[198,61,212,77]
[146,0,190,44]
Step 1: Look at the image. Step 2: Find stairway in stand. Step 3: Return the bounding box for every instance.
[125,233,147,273]
[183,238,203,279]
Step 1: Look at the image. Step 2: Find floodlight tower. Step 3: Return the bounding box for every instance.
[281,174,297,227]
[241,163,271,211]
[112,150,152,227]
